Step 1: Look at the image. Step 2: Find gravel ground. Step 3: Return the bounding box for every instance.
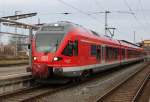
[32,63,145,102]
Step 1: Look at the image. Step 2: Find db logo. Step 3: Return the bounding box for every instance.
[64,59,71,63]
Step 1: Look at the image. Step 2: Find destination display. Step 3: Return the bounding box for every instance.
[41,26,64,31]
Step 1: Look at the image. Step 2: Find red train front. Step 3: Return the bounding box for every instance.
[31,21,144,80]
[32,21,82,78]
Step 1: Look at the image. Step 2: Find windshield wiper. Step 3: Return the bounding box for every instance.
[44,49,50,55]
[56,39,59,51]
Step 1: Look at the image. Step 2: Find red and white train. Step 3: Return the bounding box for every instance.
[31,21,144,80]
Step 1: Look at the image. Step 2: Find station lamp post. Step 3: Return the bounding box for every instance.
[29,28,33,67]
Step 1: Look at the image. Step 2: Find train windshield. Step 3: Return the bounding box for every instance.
[35,33,64,52]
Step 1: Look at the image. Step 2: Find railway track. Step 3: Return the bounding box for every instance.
[95,62,150,102]
[132,72,150,102]
[0,83,75,102]
[1,62,149,102]
[0,67,121,102]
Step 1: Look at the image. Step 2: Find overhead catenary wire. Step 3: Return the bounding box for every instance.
[38,9,150,16]
[123,0,143,26]
[94,0,105,11]
[123,0,149,37]
[57,0,104,24]
[57,0,119,37]
[138,0,150,26]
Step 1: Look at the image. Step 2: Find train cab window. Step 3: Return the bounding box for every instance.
[62,40,78,56]
[62,43,73,56]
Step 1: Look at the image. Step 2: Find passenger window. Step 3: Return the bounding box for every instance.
[106,46,119,61]
[106,47,112,61]
[74,40,78,56]
[96,45,101,60]
[101,46,105,60]
[122,49,125,59]
[114,48,119,60]
[91,45,97,56]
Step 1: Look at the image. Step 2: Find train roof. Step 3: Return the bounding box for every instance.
[36,21,78,34]
[36,21,143,51]
[78,28,121,46]
[42,21,77,27]
[120,40,140,47]
[119,40,143,50]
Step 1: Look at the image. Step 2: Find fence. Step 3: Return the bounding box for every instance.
[0,44,16,57]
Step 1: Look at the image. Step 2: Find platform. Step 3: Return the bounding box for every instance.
[0,65,28,77]
[0,65,32,95]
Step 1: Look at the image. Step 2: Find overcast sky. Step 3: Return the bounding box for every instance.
[0,0,150,43]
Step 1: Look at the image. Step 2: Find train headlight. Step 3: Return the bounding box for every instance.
[53,57,63,61]
[33,56,37,61]
[53,57,58,61]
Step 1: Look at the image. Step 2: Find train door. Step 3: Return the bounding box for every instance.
[96,45,101,61]
[101,46,105,64]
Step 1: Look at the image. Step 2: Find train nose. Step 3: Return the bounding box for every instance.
[32,64,49,78]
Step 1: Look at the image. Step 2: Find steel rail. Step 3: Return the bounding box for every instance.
[0,82,77,102]
[1,63,148,102]
[21,84,76,102]
[95,63,150,102]
[131,71,150,102]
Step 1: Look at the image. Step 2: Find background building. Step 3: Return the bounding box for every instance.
[140,40,150,61]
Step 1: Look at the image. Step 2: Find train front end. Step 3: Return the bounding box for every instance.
[31,22,73,79]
